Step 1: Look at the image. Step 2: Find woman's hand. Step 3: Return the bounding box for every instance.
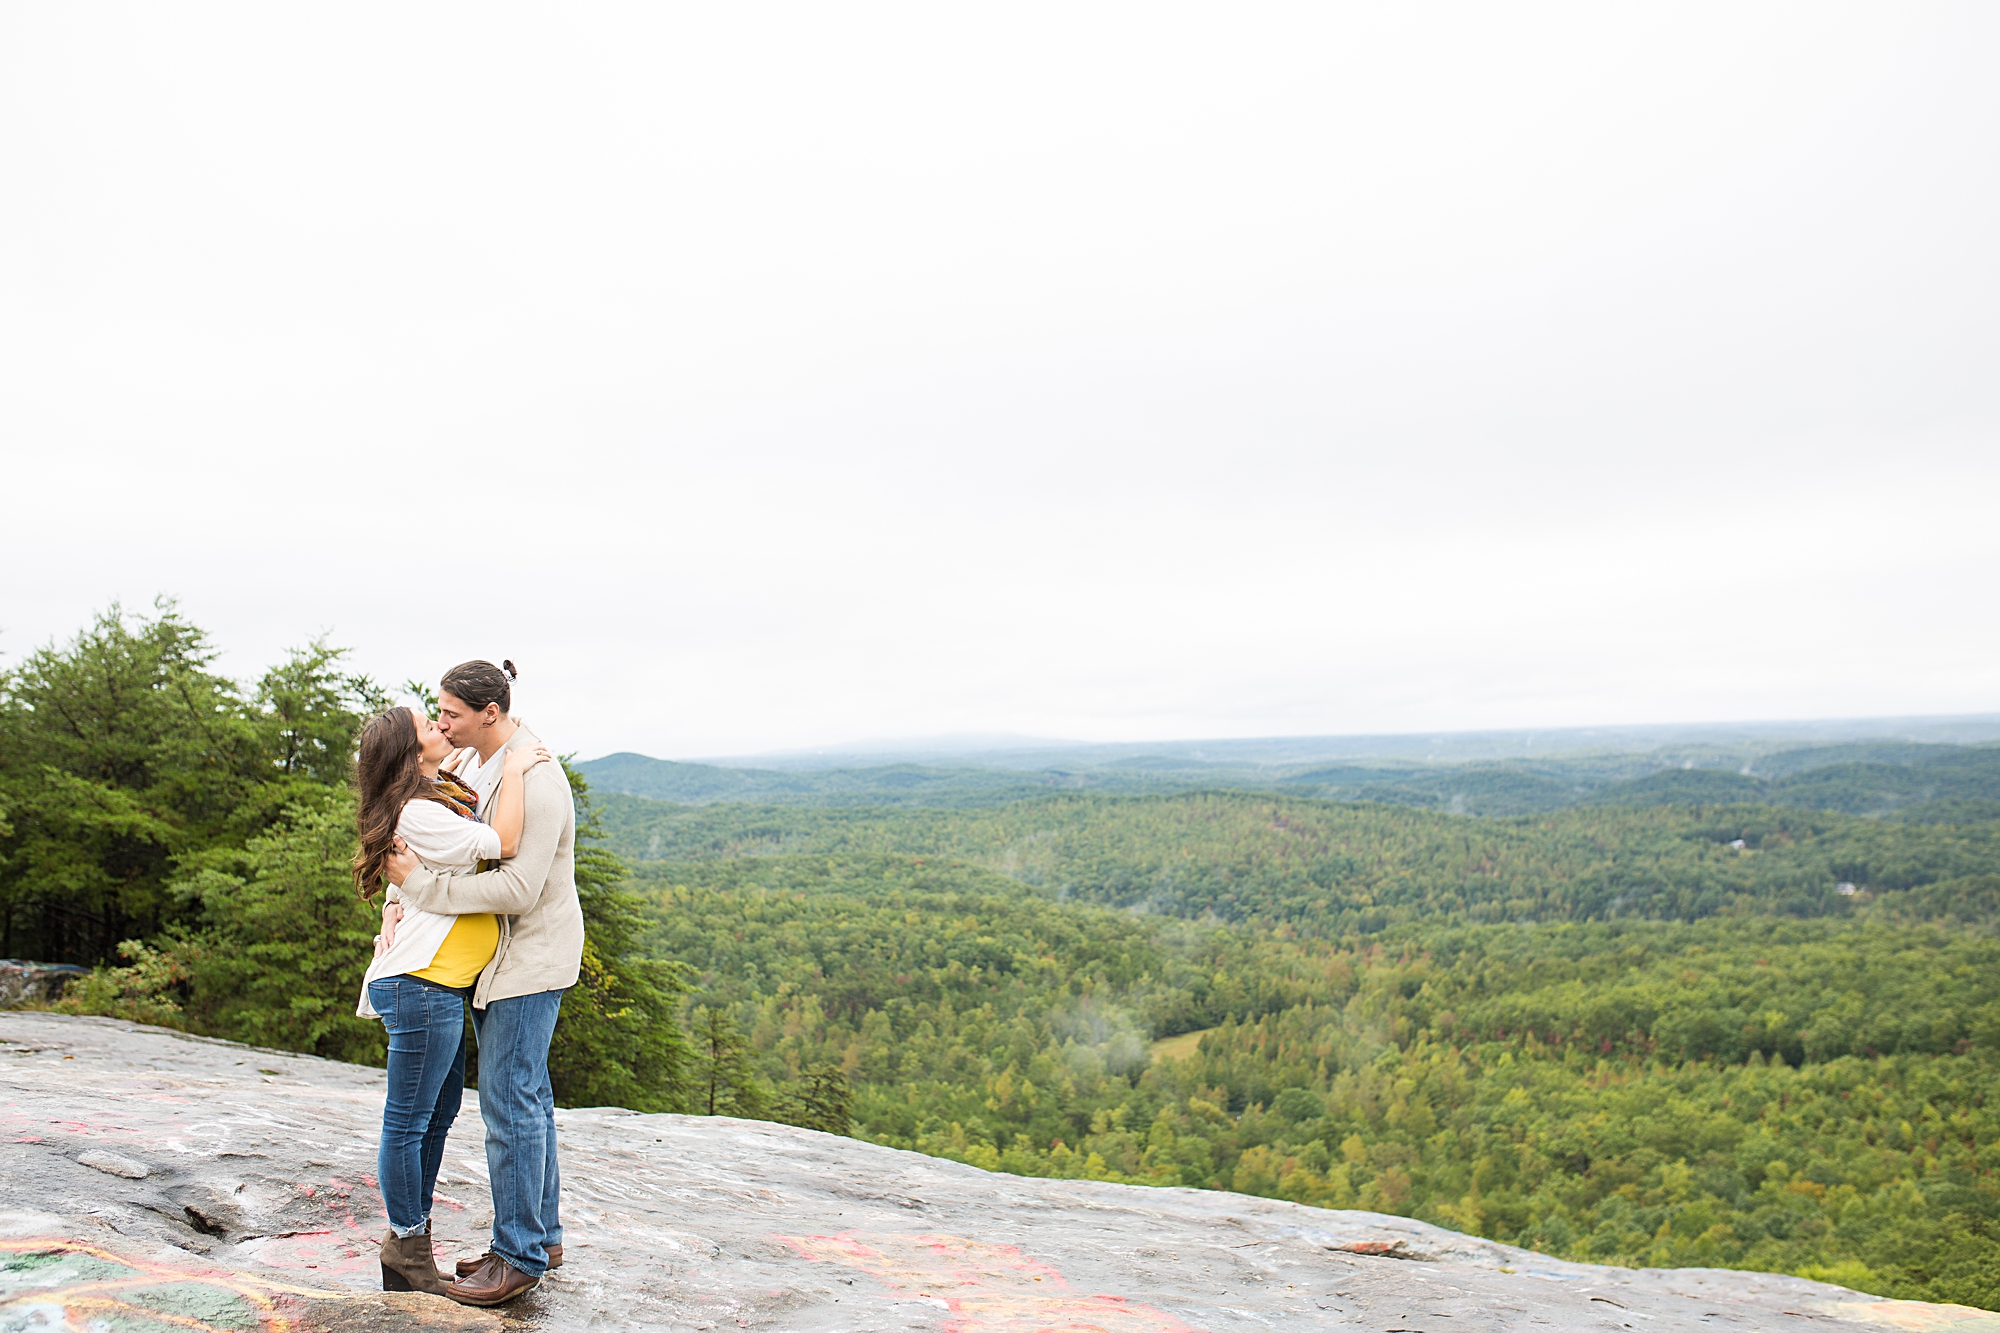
[381,900,404,951]
[384,836,419,887]
[489,749,549,859]
[503,745,554,779]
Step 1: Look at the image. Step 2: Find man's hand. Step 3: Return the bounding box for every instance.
[380,900,404,952]
[385,836,420,890]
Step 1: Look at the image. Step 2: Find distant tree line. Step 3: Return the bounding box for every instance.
[598,786,2000,932]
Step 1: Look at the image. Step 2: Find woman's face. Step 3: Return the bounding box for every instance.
[409,707,456,765]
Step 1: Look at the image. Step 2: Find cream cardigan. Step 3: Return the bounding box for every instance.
[355,797,501,1018]
[391,725,584,1009]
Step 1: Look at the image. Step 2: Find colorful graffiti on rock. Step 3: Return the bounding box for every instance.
[1825,1301,2000,1333]
[776,1232,1204,1333]
[0,1238,493,1333]
[0,1238,324,1332]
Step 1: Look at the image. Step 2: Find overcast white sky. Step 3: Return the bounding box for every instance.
[3,3,1995,760]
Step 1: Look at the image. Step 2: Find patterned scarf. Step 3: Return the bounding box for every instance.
[431,769,482,820]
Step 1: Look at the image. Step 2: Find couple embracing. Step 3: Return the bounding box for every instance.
[350,659,583,1307]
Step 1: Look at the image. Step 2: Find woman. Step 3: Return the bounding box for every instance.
[352,705,550,1295]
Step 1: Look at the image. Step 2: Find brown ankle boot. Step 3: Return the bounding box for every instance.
[386,1223,453,1280]
[380,1228,451,1295]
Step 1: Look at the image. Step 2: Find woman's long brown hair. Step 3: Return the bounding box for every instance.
[351,708,455,900]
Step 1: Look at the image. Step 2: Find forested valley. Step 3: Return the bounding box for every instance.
[7,604,1999,1311]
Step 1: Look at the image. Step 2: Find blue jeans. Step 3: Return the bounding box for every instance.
[472,989,564,1277]
[368,975,468,1238]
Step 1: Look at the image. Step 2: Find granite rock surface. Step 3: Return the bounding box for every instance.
[3,1010,1996,1333]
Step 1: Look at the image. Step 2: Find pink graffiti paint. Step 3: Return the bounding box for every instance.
[776,1231,1205,1333]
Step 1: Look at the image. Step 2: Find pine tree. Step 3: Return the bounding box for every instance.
[692,1004,766,1117]
[777,1064,853,1136]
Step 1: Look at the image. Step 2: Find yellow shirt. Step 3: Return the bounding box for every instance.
[410,913,499,989]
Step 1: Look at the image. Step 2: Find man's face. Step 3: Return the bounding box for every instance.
[436,691,496,745]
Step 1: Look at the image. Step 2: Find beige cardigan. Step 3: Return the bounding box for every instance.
[392,724,585,1009]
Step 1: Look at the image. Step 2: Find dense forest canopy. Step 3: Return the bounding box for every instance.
[625,850,2000,1309]
[598,790,1998,932]
[9,603,1999,1310]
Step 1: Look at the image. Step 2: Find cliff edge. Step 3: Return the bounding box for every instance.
[3,1010,1994,1333]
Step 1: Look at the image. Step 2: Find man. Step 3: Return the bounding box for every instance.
[385,659,582,1307]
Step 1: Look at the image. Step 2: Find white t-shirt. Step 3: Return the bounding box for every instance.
[445,734,518,815]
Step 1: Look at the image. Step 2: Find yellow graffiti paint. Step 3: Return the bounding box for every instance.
[0,1236,364,1333]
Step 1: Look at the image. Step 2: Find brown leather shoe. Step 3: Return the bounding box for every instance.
[456,1242,560,1276]
[446,1252,540,1306]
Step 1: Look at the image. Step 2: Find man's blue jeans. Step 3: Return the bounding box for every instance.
[368,976,468,1237]
[472,989,564,1277]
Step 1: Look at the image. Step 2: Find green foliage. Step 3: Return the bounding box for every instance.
[1105,935,2000,1312]
[1759,747,2000,817]
[23,604,697,1116]
[579,753,1089,808]
[59,790,389,1064]
[775,1064,854,1136]
[603,790,2000,932]
[52,939,195,1028]
[1590,769,1766,806]
[542,759,695,1112]
[691,1005,767,1117]
[581,739,2000,818]
[627,849,2000,1310]
[544,938,694,1112]
[256,637,390,786]
[0,601,382,964]
[0,601,259,962]
[634,854,1195,1027]
[171,789,387,1062]
[1317,745,2000,818]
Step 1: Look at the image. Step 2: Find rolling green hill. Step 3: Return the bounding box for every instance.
[1589,769,1769,806]
[1277,744,2000,817]
[577,751,1202,806]
[581,741,2000,819]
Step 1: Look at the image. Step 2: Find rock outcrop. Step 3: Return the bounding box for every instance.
[0,961,86,1009]
[4,1011,1996,1333]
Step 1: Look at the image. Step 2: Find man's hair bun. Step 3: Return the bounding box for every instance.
[441,660,513,714]
[502,660,518,682]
